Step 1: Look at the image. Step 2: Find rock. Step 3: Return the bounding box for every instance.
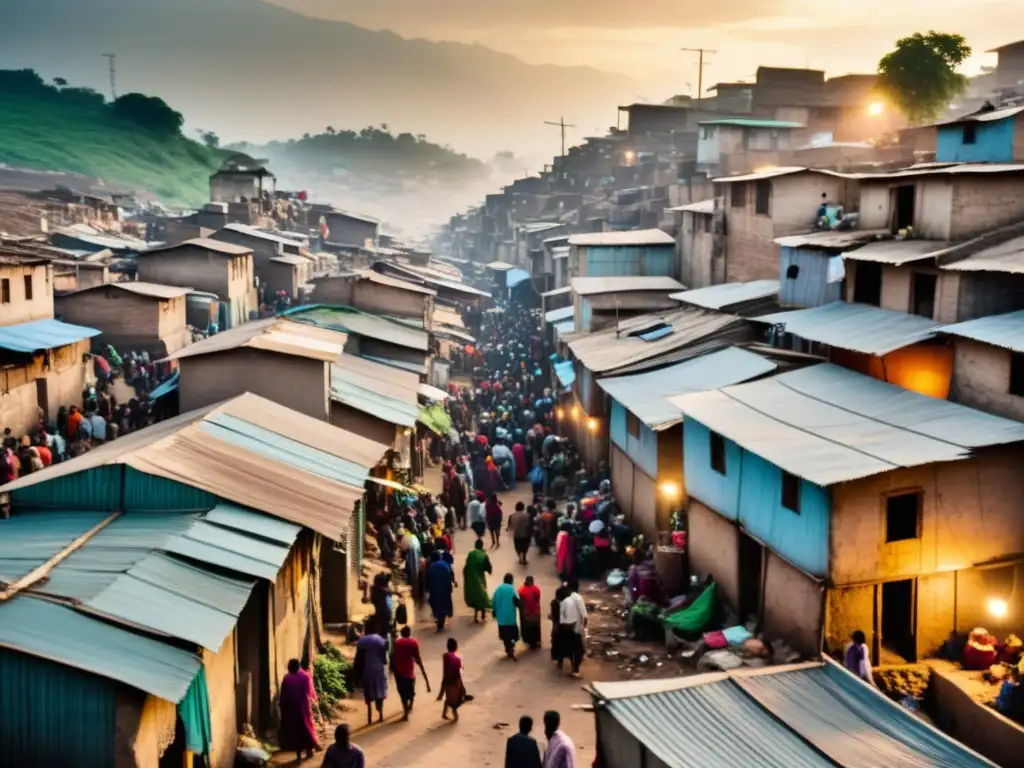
[492,722,510,730]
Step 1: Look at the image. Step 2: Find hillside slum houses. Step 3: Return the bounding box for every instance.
[431,40,1024,766]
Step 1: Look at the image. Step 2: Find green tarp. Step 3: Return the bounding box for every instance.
[418,403,452,436]
[178,667,213,755]
[663,582,717,636]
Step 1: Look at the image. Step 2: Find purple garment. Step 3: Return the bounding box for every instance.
[278,671,319,751]
[543,730,576,768]
[322,743,366,768]
[357,634,389,702]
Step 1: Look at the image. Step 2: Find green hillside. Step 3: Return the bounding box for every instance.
[0,70,221,205]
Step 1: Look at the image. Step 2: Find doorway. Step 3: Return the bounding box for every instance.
[881,579,916,662]
[893,185,916,232]
[157,717,186,768]
[738,532,764,625]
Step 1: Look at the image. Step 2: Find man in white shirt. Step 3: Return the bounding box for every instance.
[468,490,487,539]
[558,579,588,678]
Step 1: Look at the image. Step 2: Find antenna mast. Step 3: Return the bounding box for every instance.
[102,53,117,100]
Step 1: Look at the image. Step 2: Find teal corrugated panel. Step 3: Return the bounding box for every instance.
[123,468,218,511]
[0,646,116,768]
[10,466,122,510]
[0,510,108,584]
[204,503,300,545]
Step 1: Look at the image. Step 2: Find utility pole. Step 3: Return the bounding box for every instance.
[102,53,117,100]
[543,117,576,157]
[680,48,716,99]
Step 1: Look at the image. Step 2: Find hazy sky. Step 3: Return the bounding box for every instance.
[273,0,1014,92]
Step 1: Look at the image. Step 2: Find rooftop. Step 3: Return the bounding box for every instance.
[754,301,939,355]
[698,118,805,129]
[140,237,252,258]
[591,661,995,768]
[544,306,575,323]
[353,269,437,296]
[671,280,780,311]
[0,318,101,353]
[598,347,777,430]
[568,307,743,375]
[668,199,715,214]
[841,239,954,265]
[270,254,310,267]
[941,234,1024,274]
[670,363,1024,486]
[61,281,193,300]
[938,104,1024,126]
[163,318,346,363]
[218,223,308,247]
[571,276,686,296]
[284,305,430,352]
[485,261,515,271]
[568,229,675,247]
[713,167,846,183]
[939,310,1024,354]
[331,355,419,428]
[1,392,388,540]
[773,230,891,250]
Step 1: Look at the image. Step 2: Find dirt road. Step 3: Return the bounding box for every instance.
[301,482,598,767]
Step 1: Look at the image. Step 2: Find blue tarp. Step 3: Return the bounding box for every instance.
[506,268,531,289]
[0,319,101,353]
[148,370,180,400]
[554,360,576,387]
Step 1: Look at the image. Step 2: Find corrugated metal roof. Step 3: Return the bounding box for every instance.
[569,308,742,375]
[941,234,1024,274]
[418,383,449,402]
[571,276,686,296]
[163,318,345,363]
[849,163,1024,180]
[203,503,301,545]
[485,261,515,271]
[700,118,805,129]
[335,353,420,401]
[545,306,575,323]
[0,318,101,353]
[671,280,780,310]
[2,393,386,541]
[669,199,715,214]
[352,269,437,295]
[598,348,777,430]
[754,302,939,355]
[842,239,954,265]
[551,246,570,260]
[542,286,572,299]
[270,254,309,267]
[568,229,675,247]
[165,519,290,581]
[61,282,193,299]
[670,363,1024,485]
[362,354,427,374]
[714,167,819,183]
[592,662,995,768]
[0,597,201,703]
[330,369,418,427]
[939,309,1024,353]
[0,510,110,585]
[773,230,891,250]
[219,223,305,247]
[938,104,1024,125]
[285,305,429,351]
[140,237,253,257]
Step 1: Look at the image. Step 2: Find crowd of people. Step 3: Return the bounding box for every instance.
[1,347,178,485]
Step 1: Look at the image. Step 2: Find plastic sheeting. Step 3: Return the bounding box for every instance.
[178,667,213,754]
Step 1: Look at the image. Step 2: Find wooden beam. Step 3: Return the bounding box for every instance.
[0,511,122,601]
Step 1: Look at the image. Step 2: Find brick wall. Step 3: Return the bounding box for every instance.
[950,175,1024,239]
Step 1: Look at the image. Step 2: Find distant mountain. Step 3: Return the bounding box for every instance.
[0,0,644,160]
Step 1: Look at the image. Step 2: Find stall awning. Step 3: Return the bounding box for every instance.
[418,383,449,402]
[418,403,453,435]
[506,268,531,289]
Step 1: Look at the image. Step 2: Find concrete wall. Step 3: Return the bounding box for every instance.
[829,448,1024,587]
[205,632,239,768]
[352,281,433,323]
[55,289,189,357]
[825,583,875,659]
[271,537,315,703]
[325,213,378,248]
[0,338,92,435]
[762,552,823,657]
[0,262,53,324]
[950,175,1024,240]
[677,211,714,289]
[266,261,301,300]
[956,271,1024,321]
[951,339,1024,421]
[687,500,739,611]
[137,245,253,300]
[179,350,330,421]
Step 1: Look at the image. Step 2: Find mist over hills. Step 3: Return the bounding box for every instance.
[0,0,651,162]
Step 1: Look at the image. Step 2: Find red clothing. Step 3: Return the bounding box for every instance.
[442,651,463,682]
[518,584,542,620]
[67,411,83,439]
[36,445,52,467]
[393,636,422,679]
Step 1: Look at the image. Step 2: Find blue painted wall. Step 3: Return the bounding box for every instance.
[585,245,676,278]
[683,418,831,577]
[610,400,659,478]
[580,297,593,331]
[779,246,843,308]
[936,118,1015,163]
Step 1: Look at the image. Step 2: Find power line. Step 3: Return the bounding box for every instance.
[101,53,117,100]
[543,117,576,156]
[680,47,716,99]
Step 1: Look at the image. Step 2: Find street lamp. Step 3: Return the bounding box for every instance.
[587,418,599,432]
[868,102,884,116]
[988,597,1009,620]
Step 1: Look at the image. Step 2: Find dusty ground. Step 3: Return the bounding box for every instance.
[275,476,673,767]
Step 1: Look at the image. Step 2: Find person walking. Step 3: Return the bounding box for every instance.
[439,637,467,723]
[486,492,504,550]
[844,630,875,685]
[468,490,487,539]
[278,658,320,761]
[508,500,533,565]
[542,711,576,768]
[518,575,543,650]
[505,715,543,768]
[426,550,455,631]
[355,631,389,725]
[320,724,365,768]
[559,579,588,679]
[463,539,493,622]
[492,573,521,660]
[393,626,431,720]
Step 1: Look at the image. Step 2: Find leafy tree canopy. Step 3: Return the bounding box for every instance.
[111,93,184,135]
[878,31,971,123]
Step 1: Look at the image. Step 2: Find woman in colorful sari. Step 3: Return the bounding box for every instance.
[518,575,543,649]
[278,658,320,761]
[463,538,493,622]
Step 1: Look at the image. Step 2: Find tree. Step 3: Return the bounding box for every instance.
[325,126,336,135]
[199,130,220,148]
[110,93,184,135]
[53,77,68,88]
[878,31,971,123]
